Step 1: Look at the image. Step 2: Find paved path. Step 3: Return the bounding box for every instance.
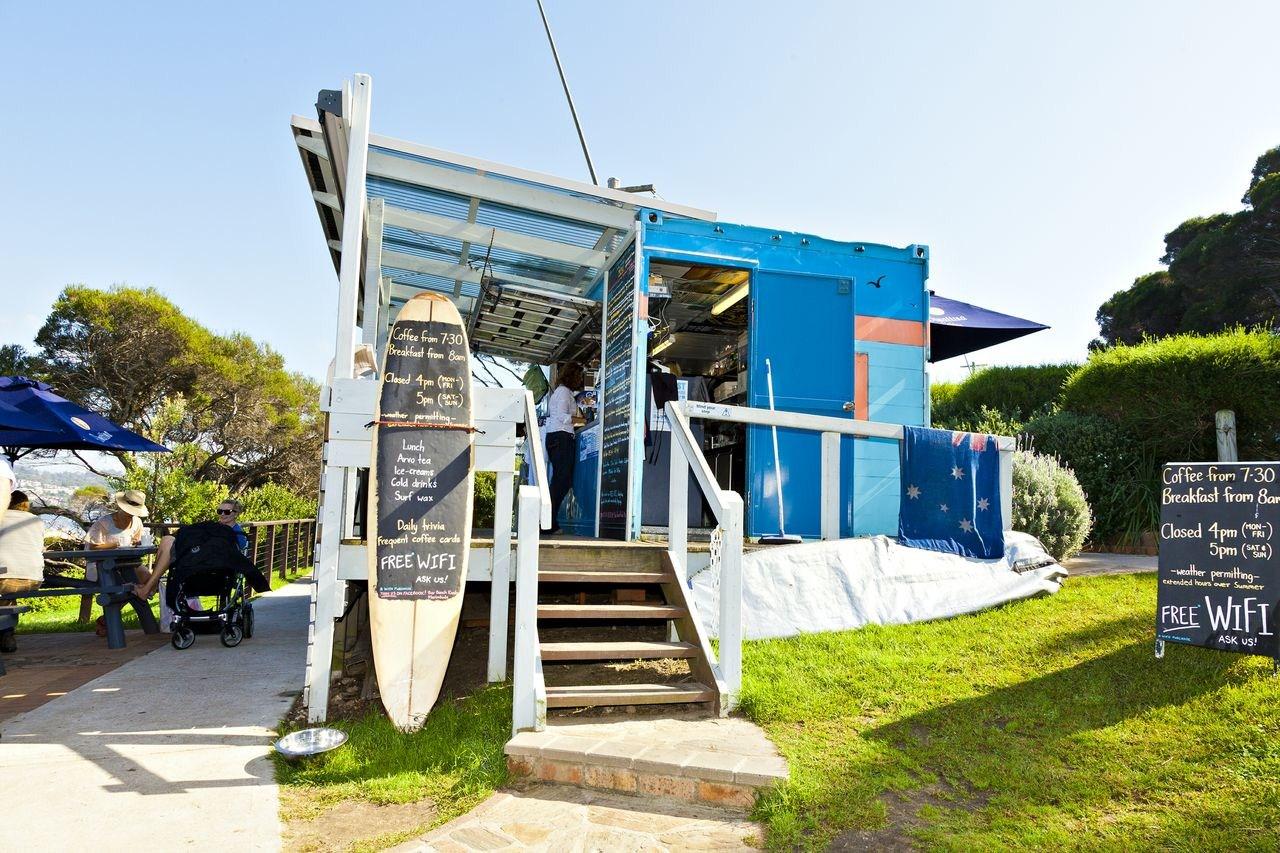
[1063,551,1158,577]
[0,579,310,852]
[1,629,170,724]
[391,784,762,852]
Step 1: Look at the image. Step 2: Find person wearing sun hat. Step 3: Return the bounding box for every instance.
[83,490,151,635]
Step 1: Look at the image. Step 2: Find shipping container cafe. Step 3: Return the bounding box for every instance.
[294,85,930,546]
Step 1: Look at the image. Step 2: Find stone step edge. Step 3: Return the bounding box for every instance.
[505,734,788,789]
[505,753,760,811]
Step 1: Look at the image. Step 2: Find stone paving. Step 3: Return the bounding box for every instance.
[505,714,788,810]
[389,784,762,852]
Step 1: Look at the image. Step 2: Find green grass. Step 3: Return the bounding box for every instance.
[739,572,1280,849]
[15,568,310,634]
[274,683,511,832]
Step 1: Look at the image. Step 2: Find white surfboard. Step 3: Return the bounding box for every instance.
[369,293,474,731]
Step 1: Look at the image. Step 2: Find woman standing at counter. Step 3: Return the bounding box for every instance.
[544,363,584,535]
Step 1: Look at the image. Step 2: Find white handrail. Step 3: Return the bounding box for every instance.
[512,391,551,733]
[664,399,1018,716]
[512,485,545,732]
[522,390,553,529]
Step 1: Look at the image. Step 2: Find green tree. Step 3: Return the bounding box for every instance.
[33,285,322,494]
[1095,145,1280,346]
[0,344,30,376]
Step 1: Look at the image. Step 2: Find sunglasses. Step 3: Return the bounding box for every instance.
[217,509,236,516]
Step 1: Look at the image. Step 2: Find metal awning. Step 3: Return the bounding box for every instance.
[292,104,714,362]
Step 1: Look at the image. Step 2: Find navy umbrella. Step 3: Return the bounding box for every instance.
[0,376,169,460]
[928,295,1049,362]
[0,396,56,432]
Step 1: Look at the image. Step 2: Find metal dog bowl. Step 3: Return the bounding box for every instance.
[274,727,348,760]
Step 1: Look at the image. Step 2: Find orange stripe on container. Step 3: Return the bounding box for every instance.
[855,315,926,346]
[854,353,869,421]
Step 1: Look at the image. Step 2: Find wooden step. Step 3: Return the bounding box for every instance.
[538,570,670,584]
[545,682,715,708]
[537,603,683,620]
[540,641,698,662]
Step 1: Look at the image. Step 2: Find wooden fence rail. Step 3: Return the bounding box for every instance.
[145,519,317,581]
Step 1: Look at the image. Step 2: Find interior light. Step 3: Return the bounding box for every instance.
[651,334,677,355]
[710,283,749,316]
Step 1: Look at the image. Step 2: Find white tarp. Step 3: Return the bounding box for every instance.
[690,531,1067,641]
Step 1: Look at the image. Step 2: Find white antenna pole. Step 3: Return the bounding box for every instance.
[766,358,786,535]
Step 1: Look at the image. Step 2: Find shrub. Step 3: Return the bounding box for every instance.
[472,470,497,530]
[1023,411,1155,545]
[940,405,1025,437]
[1011,449,1092,561]
[239,482,317,522]
[931,364,1077,428]
[1062,328,1280,464]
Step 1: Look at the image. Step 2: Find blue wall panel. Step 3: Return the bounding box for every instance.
[641,213,929,539]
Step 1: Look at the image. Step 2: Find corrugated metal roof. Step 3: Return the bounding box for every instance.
[292,111,713,362]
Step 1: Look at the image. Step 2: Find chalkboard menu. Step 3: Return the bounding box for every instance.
[1157,462,1280,658]
[599,240,640,539]
[374,319,472,600]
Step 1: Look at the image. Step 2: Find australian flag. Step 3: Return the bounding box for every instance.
[898,426,1004,559]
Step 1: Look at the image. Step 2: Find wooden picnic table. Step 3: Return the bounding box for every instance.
[18,547,162,650]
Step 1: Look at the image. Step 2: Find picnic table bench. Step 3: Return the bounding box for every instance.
[0,605,31,676]
[4,546,161,650]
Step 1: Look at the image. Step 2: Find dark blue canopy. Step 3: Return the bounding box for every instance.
[0,397,55,432]
[929,295,1049,362]
[0,377,169,459]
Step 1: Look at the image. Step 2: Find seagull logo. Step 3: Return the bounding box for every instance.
[868,275,886,288]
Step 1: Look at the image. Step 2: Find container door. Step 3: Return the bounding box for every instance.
[747,272,855,538]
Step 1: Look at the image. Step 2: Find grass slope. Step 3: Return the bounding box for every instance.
[740,573,1280,850]
[275,684,512,839]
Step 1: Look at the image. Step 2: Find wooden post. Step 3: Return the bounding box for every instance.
[282,523,293,580]
[1216,410,1238,463]
[719,491,744,713]
[487,473,514,682]
[820,431,840,540]
[267,524,278,580]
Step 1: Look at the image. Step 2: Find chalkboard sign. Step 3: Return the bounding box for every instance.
[1156,462,1280,658]
[373,318,472,600]
[599,240,640,539]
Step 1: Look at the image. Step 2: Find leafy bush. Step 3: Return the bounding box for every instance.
[240,483,316,522]
[1061,328,1280,465]
[472,471,497,530]
[1011,450,1092,561]
[1023,411,1155,545]
[931,364,1076,428]
[939,405,1025,437]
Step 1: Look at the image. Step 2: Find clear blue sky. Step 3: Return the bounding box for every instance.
[3,1,1278,384]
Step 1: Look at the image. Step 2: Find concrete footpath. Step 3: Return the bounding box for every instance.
[0,579,310,852]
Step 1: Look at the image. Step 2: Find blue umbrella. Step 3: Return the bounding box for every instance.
[0,396,55,432]
[929,294,1049,362]
[0,376,169,460]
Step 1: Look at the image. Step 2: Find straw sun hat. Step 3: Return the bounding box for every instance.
[112,489,149,518]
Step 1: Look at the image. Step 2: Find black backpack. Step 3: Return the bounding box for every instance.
[171,522,269,592]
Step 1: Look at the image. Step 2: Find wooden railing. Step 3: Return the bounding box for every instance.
[146,518,316,582]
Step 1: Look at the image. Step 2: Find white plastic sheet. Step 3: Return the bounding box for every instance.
[690,531,1067,641]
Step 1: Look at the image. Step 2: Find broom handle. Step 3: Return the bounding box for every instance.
[765,358,786,535]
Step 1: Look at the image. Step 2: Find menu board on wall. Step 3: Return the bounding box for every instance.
[598,240,640,539]
[373,319,472,599]
[1156,462,1280,658]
